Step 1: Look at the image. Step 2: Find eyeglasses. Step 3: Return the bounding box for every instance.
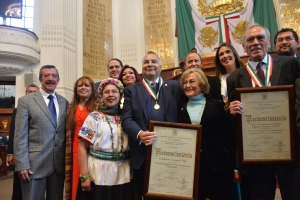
[103,90,119,95]
[276,36,294,43]
[245,35,266,43]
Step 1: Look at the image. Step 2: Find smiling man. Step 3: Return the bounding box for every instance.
[227,24,300,200]
[122,51,182,199]
[14,65,68,200]
[274,28,299,59]
[107,58,123,79]
[95,58,123,98]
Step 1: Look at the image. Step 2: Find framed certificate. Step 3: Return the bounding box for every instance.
[143,121,202,200]
[235,85,296,164]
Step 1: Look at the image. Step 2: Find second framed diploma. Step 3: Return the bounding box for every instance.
[236,85,296,164]
[143,121,202,200]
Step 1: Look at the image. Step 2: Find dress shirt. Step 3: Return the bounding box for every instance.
[248,55,271,87]
[40,89,59,120]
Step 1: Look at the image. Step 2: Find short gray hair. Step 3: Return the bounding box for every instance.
[142,51,162,66]
[243,24,270,44]
[26,84,39,93]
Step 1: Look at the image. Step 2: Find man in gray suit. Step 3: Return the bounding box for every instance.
[14,65,68,200]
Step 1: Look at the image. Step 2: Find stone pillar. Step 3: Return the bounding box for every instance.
[32,0,79,101]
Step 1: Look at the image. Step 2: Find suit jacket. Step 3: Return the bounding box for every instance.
[14,90,68,179]
[227,55,299,102]
[122,79,182,169]
[227,55,300,165]
[7,108,17,154]
[177,95,235,172]
[206,76,222,101]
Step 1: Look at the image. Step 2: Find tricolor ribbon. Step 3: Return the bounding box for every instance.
[142,77,164,101]
[246,55,273,87]
[206,11,240,44]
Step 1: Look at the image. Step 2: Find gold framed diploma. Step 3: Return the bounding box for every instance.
[143,121,202,200]
[236,85,296,164]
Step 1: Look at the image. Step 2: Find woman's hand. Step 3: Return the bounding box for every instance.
[81,177,92,191]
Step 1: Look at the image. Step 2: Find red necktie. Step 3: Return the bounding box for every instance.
[256,62,265,85]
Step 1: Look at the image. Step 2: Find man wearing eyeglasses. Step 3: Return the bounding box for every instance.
[227,24,300,200]
[274,28,299,58]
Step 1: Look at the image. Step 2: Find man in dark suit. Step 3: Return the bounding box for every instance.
[95,58,123,97]
[185,52,222,100]
[228,24,300,200]
[14,65,68,200]
[122,51,182,199]
[274,28,299,59]
[7,84,39,200]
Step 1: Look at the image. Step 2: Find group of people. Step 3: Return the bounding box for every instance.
[7,24,300,200]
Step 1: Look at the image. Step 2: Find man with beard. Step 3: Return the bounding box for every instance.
[14,65,68,200]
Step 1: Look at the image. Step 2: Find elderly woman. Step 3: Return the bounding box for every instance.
[215,43,244,109]
[177,68,236,200]
[77,78,133,200]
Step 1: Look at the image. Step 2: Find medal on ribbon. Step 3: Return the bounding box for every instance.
[142,77,164,109]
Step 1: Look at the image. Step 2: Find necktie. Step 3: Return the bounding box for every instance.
[151,82,157,93]
[151,82,157,88]
[256,62,265,85]
[48,95,57,126]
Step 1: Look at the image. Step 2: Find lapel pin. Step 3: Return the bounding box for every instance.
[165,84,168,86]
[181,108,183,111]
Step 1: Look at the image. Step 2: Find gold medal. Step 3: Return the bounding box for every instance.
[154,102,160,109]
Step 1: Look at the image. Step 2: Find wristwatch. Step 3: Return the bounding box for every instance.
[80,174,90,182]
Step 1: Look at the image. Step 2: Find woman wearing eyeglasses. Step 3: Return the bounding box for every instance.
[77,78,134,200]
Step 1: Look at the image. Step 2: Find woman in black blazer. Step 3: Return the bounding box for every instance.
[177,68,236,200]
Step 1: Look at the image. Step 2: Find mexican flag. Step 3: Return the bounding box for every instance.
[176,0,278,60]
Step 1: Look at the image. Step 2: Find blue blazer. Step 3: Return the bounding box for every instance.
[122,79,182,169]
